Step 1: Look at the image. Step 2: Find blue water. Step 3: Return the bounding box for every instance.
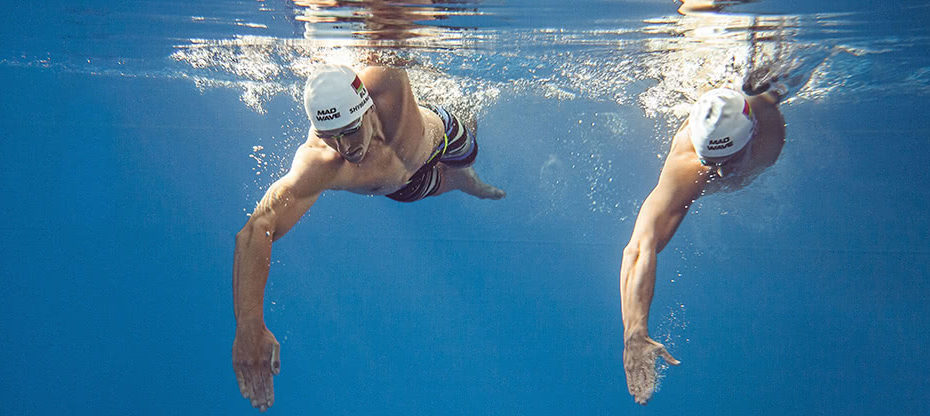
[2,1,929,414]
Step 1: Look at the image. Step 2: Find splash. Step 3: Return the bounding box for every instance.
[164,5,929,127]
[17,1,910,219]
[654,302,689,392]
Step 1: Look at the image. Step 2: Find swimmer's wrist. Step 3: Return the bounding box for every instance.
[623,325,649,342]
[235,310,266,328]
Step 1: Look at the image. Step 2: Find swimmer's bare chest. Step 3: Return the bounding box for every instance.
[343,109,445,195]
[328,135,432,195]
[300,105,444,195]
[328,146,412,194]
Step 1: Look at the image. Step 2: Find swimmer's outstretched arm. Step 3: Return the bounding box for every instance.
[232,144,342,411]
[620,130,706,405]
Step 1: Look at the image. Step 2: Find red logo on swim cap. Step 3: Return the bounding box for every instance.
[351,75,364,94]
[742,100,752,117]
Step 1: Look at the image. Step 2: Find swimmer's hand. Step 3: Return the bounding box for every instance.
[233,323,281,412]
[623,331,680,405]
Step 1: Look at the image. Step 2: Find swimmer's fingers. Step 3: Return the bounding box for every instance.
[235,367,248,398]
[232,328,280,411]
[233,344,252,400]
[241,364,272,412]
[657,346,680,366]
[271,342,281,375]
[252,366,272,412]
[252,344,279,411]
[250,343,279,411]
[246,366,261,406]
[262,369,275,411]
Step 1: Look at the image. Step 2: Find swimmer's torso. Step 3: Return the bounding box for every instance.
[302,67,448,195]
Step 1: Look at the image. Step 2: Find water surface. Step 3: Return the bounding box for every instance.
[1,0,929,414]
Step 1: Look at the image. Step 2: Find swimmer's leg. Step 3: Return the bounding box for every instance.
[435,165,506,200]
[430,113,504,200]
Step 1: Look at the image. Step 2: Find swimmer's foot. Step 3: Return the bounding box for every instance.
[444,166,506,200]
[464,168,505,199]
[470,181,506,200]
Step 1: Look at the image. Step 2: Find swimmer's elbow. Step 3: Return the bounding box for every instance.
[624,235,658,259]
[622,243,639,259]
[237,211,276,243]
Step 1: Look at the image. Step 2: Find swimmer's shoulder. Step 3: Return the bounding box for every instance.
[292,138,349,178]
[748,91,779,107]
[663,120,710,181]
[748,94,785,138]
[750,92,784,125]
[359,66,410,96]
[359,66,416,118]
[669,118,696,156]
[746,97,786,171]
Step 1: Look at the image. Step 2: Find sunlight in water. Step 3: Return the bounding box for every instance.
[163,1,921,224]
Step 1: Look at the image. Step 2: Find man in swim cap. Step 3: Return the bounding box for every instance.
[232,64,505,411]
[619,84,787,405]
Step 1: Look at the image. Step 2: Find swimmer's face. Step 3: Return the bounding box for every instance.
[700,155,733,178]
[698,141,750,178]
[315,108,373,164]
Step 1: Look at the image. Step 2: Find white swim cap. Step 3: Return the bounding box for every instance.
[304,65,374,131]
[688,88,755,160]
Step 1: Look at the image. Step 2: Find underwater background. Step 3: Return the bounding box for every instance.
[1,0,929,414]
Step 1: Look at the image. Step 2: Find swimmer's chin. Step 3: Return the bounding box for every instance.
[342,150,366,164]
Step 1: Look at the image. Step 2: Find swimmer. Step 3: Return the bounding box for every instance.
[232,64,505,412]
[620,83,789,405]
[677,0,752,15]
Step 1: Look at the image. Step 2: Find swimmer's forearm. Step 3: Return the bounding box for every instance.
[620,241,658,338]
[233,221,274,327]
[620,140,704,340]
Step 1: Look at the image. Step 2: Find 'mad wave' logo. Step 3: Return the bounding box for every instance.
[316,107,340,121]
[707,137,733,151]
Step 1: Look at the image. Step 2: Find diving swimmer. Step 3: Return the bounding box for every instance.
[232,64,505,411]
[620,84,788,404]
